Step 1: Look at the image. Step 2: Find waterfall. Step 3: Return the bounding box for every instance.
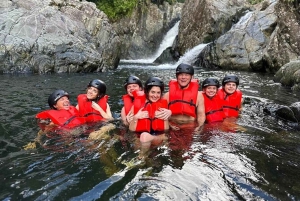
[121,21,180,64]
[174,43,209,66]
[119,43,209,69]
[119,20,209,69]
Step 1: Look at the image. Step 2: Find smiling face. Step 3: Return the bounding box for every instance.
[147,86,161,102]
[224,82,237,94]
[86,86,99,100]
[177,73,192,89]
[204,86,218,98]
[54,96,70,110]
[126,83,142,97]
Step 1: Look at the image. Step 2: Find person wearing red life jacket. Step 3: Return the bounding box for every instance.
[129,77,170,157]
[76,79,113,123]
[217,74,243,118]
[162,63,205,132]
[121,75,143,126]
[201,77,224,123]
[36,89,85,130]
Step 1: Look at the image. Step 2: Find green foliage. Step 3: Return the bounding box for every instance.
[92,0,139,21]
[247,0,263,4]
[87,0,185,21]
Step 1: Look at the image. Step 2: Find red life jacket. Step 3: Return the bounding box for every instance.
[132,91,167,132]
[122,94,134,115]
[168,79,199,118]
[77,94,108,122]
[202,92,224,123]
[36,106,85,128]
[217,88,242,118]
[132,90,146,114]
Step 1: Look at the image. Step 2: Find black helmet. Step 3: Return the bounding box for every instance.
[123,75,143,90]
[222,74,239,86]
[88,79,106,95]
[48,89,69,109]
[202,77,220,89]
[144,77,165,93]
[176,63,194,76]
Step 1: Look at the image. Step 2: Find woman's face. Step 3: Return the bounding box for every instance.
[148,86,161,102]
[126,84,142,96]
[204,86,218,98]
[224,82,237,94]
[86,86,99,100]
[54,96,70,110]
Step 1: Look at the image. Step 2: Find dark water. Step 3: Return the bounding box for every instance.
[1,63,300,201]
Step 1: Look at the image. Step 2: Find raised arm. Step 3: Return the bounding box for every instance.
[92,102,113,120]
[195,91,206,131]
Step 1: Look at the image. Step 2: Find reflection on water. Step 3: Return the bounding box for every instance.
[0,66,300,200]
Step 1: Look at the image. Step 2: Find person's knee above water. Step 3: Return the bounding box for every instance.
[76,79,113,122]
[201,77,224,123]
[121,75,143,125]
[162,63,205,130]
[36,89,85,129]
[129,77,170,138]
[217,74,243,118]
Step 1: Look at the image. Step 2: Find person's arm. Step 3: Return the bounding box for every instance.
[195,92,206,131]
[92,102,113,120]
[75,104,79,110]
[121,107,128,125]
[162,92,169,102]
[121,107,134,126]
[155,92,172,120]
[129,107,148,131]
[105,103,113,119]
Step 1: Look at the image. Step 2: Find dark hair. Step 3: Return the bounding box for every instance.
[87,79,106,101]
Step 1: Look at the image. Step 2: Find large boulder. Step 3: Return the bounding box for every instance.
[178,0,300,73]
[0,0,120,73]
[177,0,250,55]
[274,60,300,90]
[203,0,278,71]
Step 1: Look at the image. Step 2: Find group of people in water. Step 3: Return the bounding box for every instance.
[35,63,243,156]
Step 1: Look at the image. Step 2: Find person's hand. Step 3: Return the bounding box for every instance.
[155,108,172,120]
[170,124,180,130]
[92,101,102,111]
[193,124,204,134]
[134,107,149,120]
[126,110,134,123]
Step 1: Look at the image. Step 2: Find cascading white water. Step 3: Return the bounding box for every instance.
[120,42,209,69]
[121,21,180,64]
[120,20,209,69]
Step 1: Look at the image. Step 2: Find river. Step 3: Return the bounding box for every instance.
[0,61,300,200]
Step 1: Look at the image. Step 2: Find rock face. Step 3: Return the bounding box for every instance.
[177,0,250,56]
[177,0,300,73]
[0,0,120,73]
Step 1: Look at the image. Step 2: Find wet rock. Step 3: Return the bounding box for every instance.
[273,60,300,90]
[290,102,300,122]
[275,105,298,123]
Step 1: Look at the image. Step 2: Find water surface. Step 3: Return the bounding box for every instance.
[0,65,300,200]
